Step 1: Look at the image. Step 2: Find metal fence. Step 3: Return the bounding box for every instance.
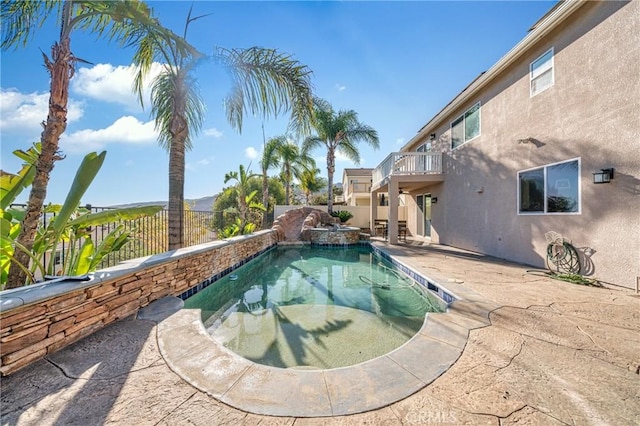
[9,204,242,274]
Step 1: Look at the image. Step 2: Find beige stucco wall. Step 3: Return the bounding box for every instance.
[405,1,639,289]
[343,169,374,206]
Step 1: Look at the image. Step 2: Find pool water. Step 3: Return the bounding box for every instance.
[184,246,444,369]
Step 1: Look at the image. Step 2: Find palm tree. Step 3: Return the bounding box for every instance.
[275,138,315,205]
[303,98,380,213]
[214,175,285,215]
[260,136,282,220]
[148,7,314,250]
[1,0,192,288]
[299,167,326,205]
[148,9,205,250]
[224,164,263,230]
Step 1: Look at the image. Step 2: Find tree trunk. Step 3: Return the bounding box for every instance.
[6,38,72,289]
[284,165,291,205]
[326,148,335,214]
[238,189,247,230]
[167,138,185,250]
[261,171,269,229]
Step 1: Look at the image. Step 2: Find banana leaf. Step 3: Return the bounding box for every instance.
[0,143,41,210]
[248,201,266,212]
[4,206,26,223]
[67,205,163,227]
[85,225,131,272]
[50,151,106,236]
[72,238,95,276]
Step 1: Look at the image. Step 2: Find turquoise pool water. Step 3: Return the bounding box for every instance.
[184,246,444,369]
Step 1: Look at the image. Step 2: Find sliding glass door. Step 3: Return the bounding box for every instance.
[416,194,432,238]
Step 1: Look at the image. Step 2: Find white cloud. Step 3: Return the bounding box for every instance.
[186,156,215,172]
[60,116,157,153]
[395,137,405,146]
[245,146,259,159]
[335,84,346,92]
[0,88,84,132]
[71,62,164,110]
[204,127,223,138]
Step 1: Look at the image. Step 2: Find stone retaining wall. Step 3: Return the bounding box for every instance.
[0,231,277,376]
[308,227,362,245]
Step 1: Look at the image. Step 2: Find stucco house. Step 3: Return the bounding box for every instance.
[342,168,374,206]
[370,0,639,290]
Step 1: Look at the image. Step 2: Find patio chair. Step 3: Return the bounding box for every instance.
[398,220,408,242]
[374,219,387,238]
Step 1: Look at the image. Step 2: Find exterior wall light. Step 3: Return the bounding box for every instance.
[592,168,614,184]
[430,133,436,141]
[432,197,438,204]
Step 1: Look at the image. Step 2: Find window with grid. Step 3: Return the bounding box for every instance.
[451,102,481,150]
[530,48,554,96]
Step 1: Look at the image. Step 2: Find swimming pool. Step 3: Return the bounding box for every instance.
[184,246,446,369]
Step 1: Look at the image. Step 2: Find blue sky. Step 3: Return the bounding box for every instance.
[1,1,556,207]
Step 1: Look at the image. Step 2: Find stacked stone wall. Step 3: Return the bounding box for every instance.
[308,228,361,245]
[0,231,277,376]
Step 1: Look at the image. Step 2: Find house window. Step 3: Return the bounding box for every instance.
[518,158,580,214]
[530,48,554,96]
[451,102,481,149]
[416,142,431,152]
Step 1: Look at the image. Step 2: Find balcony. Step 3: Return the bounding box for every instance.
[372,152,443,190]
[348,182,372,194]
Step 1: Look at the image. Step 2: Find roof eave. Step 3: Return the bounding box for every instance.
[401,0,586,152]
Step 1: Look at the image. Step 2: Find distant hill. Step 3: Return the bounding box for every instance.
[187,195,217,212]
[109,195,217,212]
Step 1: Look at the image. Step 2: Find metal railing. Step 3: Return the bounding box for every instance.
[9,204,234,274]
[372,152,443,187]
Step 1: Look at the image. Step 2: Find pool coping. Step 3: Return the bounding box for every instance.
[151,244,498,417]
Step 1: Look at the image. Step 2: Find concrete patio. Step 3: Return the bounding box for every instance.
[1,241,639,425]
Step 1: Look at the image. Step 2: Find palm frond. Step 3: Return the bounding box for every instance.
[224,171,238,184]
[1,0,59,50]
[215,47,313,133]
[261,136,286,172]
[343,124,380,149]
[150,63,206,151]
[69,1,200,107]
[302,135,325,153]
[336,140,361,164]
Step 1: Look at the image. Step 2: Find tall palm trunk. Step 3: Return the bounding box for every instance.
[284,164,292,205]
[168,109,188,250]
[7,37,72,288]
[239,196,248,229]
[326,146,335,214]
[261,170,269,229]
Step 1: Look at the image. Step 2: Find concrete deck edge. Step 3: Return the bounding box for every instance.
[157,306,472,417]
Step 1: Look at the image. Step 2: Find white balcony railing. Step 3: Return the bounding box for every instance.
[348,182,371,193]
[372,152,443,187]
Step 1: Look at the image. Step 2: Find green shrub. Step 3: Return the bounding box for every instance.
[330,210,353,223]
